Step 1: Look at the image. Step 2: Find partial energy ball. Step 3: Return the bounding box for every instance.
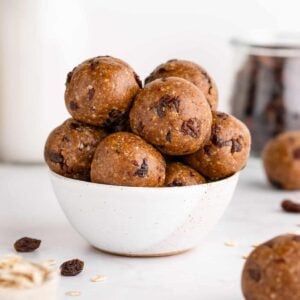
[130,77,212,156]
[65,56,141,128]
[44,118,107,181]
[242,234,300,300]
[145,59,218,110]
[91,132,166,187]
[263,131,300,190]
[165,162,206,187]
[185,112,251,180]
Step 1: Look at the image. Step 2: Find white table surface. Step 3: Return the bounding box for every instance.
[0,158,299,300]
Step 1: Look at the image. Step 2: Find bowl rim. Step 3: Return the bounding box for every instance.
[48,168,240,191]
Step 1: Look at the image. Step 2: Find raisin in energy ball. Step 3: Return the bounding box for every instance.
[242,234,300,300]
[262,131,300,190]
[44,118,107,181]
[145,59,218,110]
[65,56,141,128]
[91,132,166,187]
[185,112,251,180]
[165,162,206,187]
[130,77,212,156]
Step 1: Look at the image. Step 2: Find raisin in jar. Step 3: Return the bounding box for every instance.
[230,32,300,155]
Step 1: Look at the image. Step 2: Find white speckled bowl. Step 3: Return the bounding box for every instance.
[50,170,239,257]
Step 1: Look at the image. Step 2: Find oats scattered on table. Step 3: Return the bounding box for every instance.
[90,274,107,282]
[65,291,81,297]
[43,259,57,266]
[224,240,238,247]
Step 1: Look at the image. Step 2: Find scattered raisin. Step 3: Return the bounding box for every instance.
[48,152,64,164]
[60,259,84,276]
[134,72,142,88]
[14,237,41,252]
[69,101,79,111]
[134,159,148,177]
[231,137,243,153]
[248,268,261,282]
[66,71,73,86]
[216,112,229,120]
[204,145,213,156]
[281,199,300,213]
[167,179,184,187]
[293,148,300,159]
[181,118,201,138]
[87,87,95,100]
[166,131,171,142]
[156,95,180,117]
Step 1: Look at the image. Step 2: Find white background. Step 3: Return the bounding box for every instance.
[1,0,300,161]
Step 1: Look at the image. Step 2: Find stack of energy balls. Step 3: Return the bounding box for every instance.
[45,56,251,187]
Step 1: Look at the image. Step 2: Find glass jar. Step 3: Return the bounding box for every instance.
[230,32,300,155]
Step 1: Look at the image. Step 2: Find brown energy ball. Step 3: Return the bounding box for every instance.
[263,131,300,190]
[44,118,107,181]
[242,234,300,300]
[91,132,166,187]
[130,77,212,156]
[184,111,251,180]
[145,59,218,110]
[65,55,141,128]
[165,162,206,187]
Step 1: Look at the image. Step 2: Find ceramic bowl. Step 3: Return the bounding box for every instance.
[50,170,239,257]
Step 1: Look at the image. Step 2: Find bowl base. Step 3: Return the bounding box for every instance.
[94,247,193,257]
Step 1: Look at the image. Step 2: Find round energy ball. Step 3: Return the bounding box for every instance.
[242,234,300,300]
[65,55,141,128]
[91,132,166,187]
[130,77,212,156]
[164,162,206,187]
[144,59,218,110]
[44,118,107,181]
[263,131,300,190]
[185,112,251,180]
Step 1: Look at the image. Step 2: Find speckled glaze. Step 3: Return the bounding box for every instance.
[145,59,218,110]
[50,170,239,257]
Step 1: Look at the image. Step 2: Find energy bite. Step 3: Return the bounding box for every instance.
[184,112,251,180]
[65,56,141,128]
[145,59,218,110]
[242,234,300,300]
[44,118,107,181]
[130,77,212,155]
[165,162,206,187]
[262,131,300,190]
[91,132,166,187]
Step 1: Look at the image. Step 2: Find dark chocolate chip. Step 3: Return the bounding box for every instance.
[166,131,171,142]
[134,72,142,88]
[248,268,261,282]
[48,152,64,164]
[60,259,84,276]
[167,179,184,187]
[281,199,300,213]
[181,118,201,138]
[156,95,180,118]
[87,87,95,100]
[14,237,41,252]
[70,101,79,111]
[134,159,148,177]
[293,148,300,159]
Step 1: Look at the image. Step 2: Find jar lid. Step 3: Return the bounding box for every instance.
[231,30,300,56]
